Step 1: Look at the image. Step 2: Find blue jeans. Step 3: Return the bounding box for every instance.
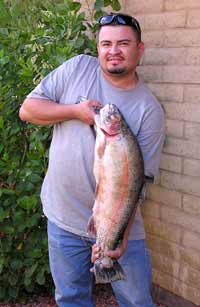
[47,220,155,307]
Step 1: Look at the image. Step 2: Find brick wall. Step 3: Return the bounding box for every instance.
[81,0,200,305]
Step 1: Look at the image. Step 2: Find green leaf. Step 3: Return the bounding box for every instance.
[111,0,121,11]
[9,274,18,286]
[94,0,105,11]
[0,28,9,35]
[24,276,32,287]
[27,249,43,258]
[0,188,15,196]
[0,287,6,299]
[29,213,41,227]
[2,225,15,234]
[0,207,9,222]
[69,1,81,12]
[0,56,9,65]
[8,287,19,298]
[0,258,4,274]
[10,259,24,270]
[17,195,38,210]
[36,269,45,285]
[25,263,38,278]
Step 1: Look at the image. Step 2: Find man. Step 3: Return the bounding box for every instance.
[19,13,165,307]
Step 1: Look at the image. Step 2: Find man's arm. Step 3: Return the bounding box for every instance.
[19,98,102,126]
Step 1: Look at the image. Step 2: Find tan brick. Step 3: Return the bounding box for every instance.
[185,123,200,141]
[185,48,200,65]
[153,269,183,297]
[180,247,200,270]
[125,0,164,14]
[165,0,200,10]
[141,199,160,218]
[182,231,200,252]
[183,194,200,215]
[144,216,181,244]
[163,66,200,83]
[183,158,200,177]
[151,251,179,278]
[160,205,200,233]
[181,283,200,306]
[164,103,200,123]
[187,10,200,28]
[138,11,186,30]
[164,137,200,159]
[154,268,200,305]
[180,264,200,288]
[146,234,180,260]
[164,29,200,47]
[166,119,184,138]
[141,48,185,65]
[161,171,200,197]
[147,83,183,102]
[142,31,164,47]
[137,65,163,82]
[146,183,182,208]
[160,153,182,173]
[184,85,200,103]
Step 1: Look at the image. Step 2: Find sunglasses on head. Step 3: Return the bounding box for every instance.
[98,13,141,41]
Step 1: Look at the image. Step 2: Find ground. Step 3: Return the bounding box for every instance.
[0,285,166,307]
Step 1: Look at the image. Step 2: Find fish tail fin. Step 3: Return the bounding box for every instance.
[94,260,126,284]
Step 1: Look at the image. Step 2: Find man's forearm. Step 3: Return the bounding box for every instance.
[19,98,79,125]
[19,98,102,126]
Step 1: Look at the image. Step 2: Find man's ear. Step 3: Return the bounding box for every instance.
[138,42,145,58]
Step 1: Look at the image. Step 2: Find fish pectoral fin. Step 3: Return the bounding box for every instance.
[95,183,99,198]
[96,134,106,159]
[87,215,96,235]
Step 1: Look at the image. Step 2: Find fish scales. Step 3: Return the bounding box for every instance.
[90,104,144,284]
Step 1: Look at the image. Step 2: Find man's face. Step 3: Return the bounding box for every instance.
[97,25,144,78]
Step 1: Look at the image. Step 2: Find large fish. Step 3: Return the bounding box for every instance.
[88,103,144,284]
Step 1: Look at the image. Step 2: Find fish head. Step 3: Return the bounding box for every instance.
[95,104,122,136]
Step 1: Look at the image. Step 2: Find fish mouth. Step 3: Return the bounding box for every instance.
[100,119,121,137]
[100,128,119,137]
[95,113,120,137]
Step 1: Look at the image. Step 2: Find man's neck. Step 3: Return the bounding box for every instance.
[102,71,139,90]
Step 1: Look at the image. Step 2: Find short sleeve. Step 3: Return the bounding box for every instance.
[27,55,82,102]
[137,104,165,177]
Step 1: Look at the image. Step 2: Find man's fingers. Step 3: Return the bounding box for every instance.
[105,248,121,259]
[91,244,100,263]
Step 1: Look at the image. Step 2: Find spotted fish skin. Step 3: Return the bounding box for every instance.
[91,103,144,284]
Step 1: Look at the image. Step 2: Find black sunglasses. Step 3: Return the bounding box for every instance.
[98,14,141,41]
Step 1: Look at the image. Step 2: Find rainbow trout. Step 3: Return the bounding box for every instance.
[88,104,144,284]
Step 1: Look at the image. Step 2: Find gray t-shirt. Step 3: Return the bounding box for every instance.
[27,54,165,240]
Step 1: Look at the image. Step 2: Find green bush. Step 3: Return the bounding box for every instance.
[0,0,120,302]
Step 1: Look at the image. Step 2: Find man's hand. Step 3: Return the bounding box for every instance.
[104,238,128,260]
[91,238,128,264]
[75,99,102,125]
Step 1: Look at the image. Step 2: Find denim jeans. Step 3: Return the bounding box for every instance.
[47,220,155,307]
